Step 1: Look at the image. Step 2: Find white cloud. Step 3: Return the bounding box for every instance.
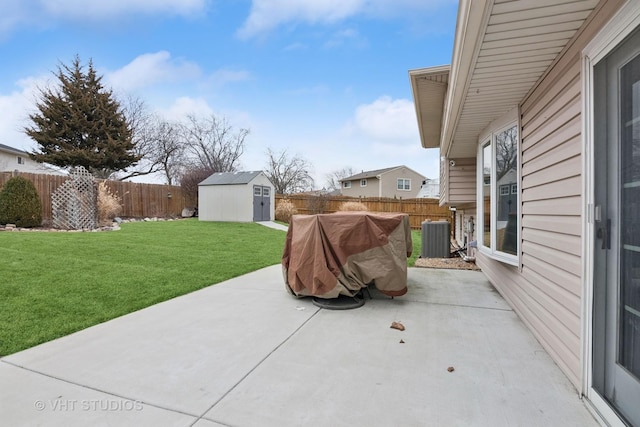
[0,75,53,153]
[157,97,214,122]
[237,0,455,39]
[157,97,253,130]
[105,51,201,93]
[0,0,206,36]
[237,0,365,39]
[346,96,419,143]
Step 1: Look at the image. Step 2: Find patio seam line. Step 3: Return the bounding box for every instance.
[399,299,514,312]
[0,359,200,420]
[190,307,322,427]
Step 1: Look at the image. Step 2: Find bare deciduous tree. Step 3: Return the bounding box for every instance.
[116,97,186,184]
[325,166,356,191]
[495,126,518,181]
[180,166,214,206]
[145,117,185,185]
[182,114,249,173]
[264,148,314,194]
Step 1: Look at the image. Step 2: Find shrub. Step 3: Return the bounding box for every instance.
[0,176,42,227]
[337,201,368,211]
[307,193,329,214]
[275,199,298,223]
[97,181,122,225]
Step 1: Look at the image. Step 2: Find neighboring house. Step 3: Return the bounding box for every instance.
[198,171,274,222]
[0,143,65,175]
[416,178,439,199]
[409,1,639,426]
[339,166,425,198]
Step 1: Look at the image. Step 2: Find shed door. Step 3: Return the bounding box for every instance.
[593,27,640,427]
[253,185,270,221]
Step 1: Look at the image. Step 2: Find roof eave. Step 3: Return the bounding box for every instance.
[409,65,450,149]
[440,0,491,158]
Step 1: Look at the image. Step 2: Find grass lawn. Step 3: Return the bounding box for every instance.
[0,219,286,356]
[0,220,422,356]
[408,230,421,267]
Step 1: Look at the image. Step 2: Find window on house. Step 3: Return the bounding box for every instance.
[343,181,351,188]
[479,123,519,262]
[254,186,262,196]
[262,187,270,197]
[360,179,367,187]
[397,178,411,191]
[17,156,24,165]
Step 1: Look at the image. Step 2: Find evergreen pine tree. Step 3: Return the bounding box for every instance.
[25,56,140,178]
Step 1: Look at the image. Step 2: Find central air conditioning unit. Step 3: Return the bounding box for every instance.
[421,220,450,258]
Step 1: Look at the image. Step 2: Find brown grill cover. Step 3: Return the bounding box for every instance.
[282,212,412,298]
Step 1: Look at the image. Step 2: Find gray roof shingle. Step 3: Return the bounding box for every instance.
[199,171,264,186]
[341,166,401,181]
[0,143,27,155]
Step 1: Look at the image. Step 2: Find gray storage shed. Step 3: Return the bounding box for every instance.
[198,171,274,222]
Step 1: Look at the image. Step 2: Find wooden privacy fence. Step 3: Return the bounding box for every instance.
[0,171,196,224]
[276,194,453,230]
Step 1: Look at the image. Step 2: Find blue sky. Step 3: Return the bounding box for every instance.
[0,0,457,187]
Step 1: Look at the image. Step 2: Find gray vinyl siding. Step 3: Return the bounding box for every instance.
[342,167,425,198]
[439,157,447,206]
[379,167,424,199]
[341,178,381,198]
[476,0,623,389]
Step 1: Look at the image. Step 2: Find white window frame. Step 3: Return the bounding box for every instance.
[397,178,411,191]
[343,181,351,189]
[477,120,519,266]
[360,179,367,187]
[17,156,24,165]
[253,186,262,196]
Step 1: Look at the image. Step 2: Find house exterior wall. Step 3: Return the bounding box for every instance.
[379,166,424,199]
[448,157,476,205]
[341,177,381,198]
[476,0,624,389]
[0,149,61,174]
[198,174,274,222]
[341,167,425,198]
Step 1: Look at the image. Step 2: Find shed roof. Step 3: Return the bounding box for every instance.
[199,171,264,186]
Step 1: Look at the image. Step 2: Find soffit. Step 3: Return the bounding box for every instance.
[409,66,450,149]
[445,0,599,158]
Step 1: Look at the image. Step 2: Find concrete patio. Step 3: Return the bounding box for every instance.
[0,265,599,426]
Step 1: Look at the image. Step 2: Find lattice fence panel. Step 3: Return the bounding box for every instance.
[51,167,97,230]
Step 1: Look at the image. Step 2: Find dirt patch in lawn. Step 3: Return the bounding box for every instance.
[414,257,481,271]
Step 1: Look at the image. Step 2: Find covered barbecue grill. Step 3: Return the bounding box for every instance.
[282,211,412,301]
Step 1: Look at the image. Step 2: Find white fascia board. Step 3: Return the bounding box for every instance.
[441,0,492,158]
